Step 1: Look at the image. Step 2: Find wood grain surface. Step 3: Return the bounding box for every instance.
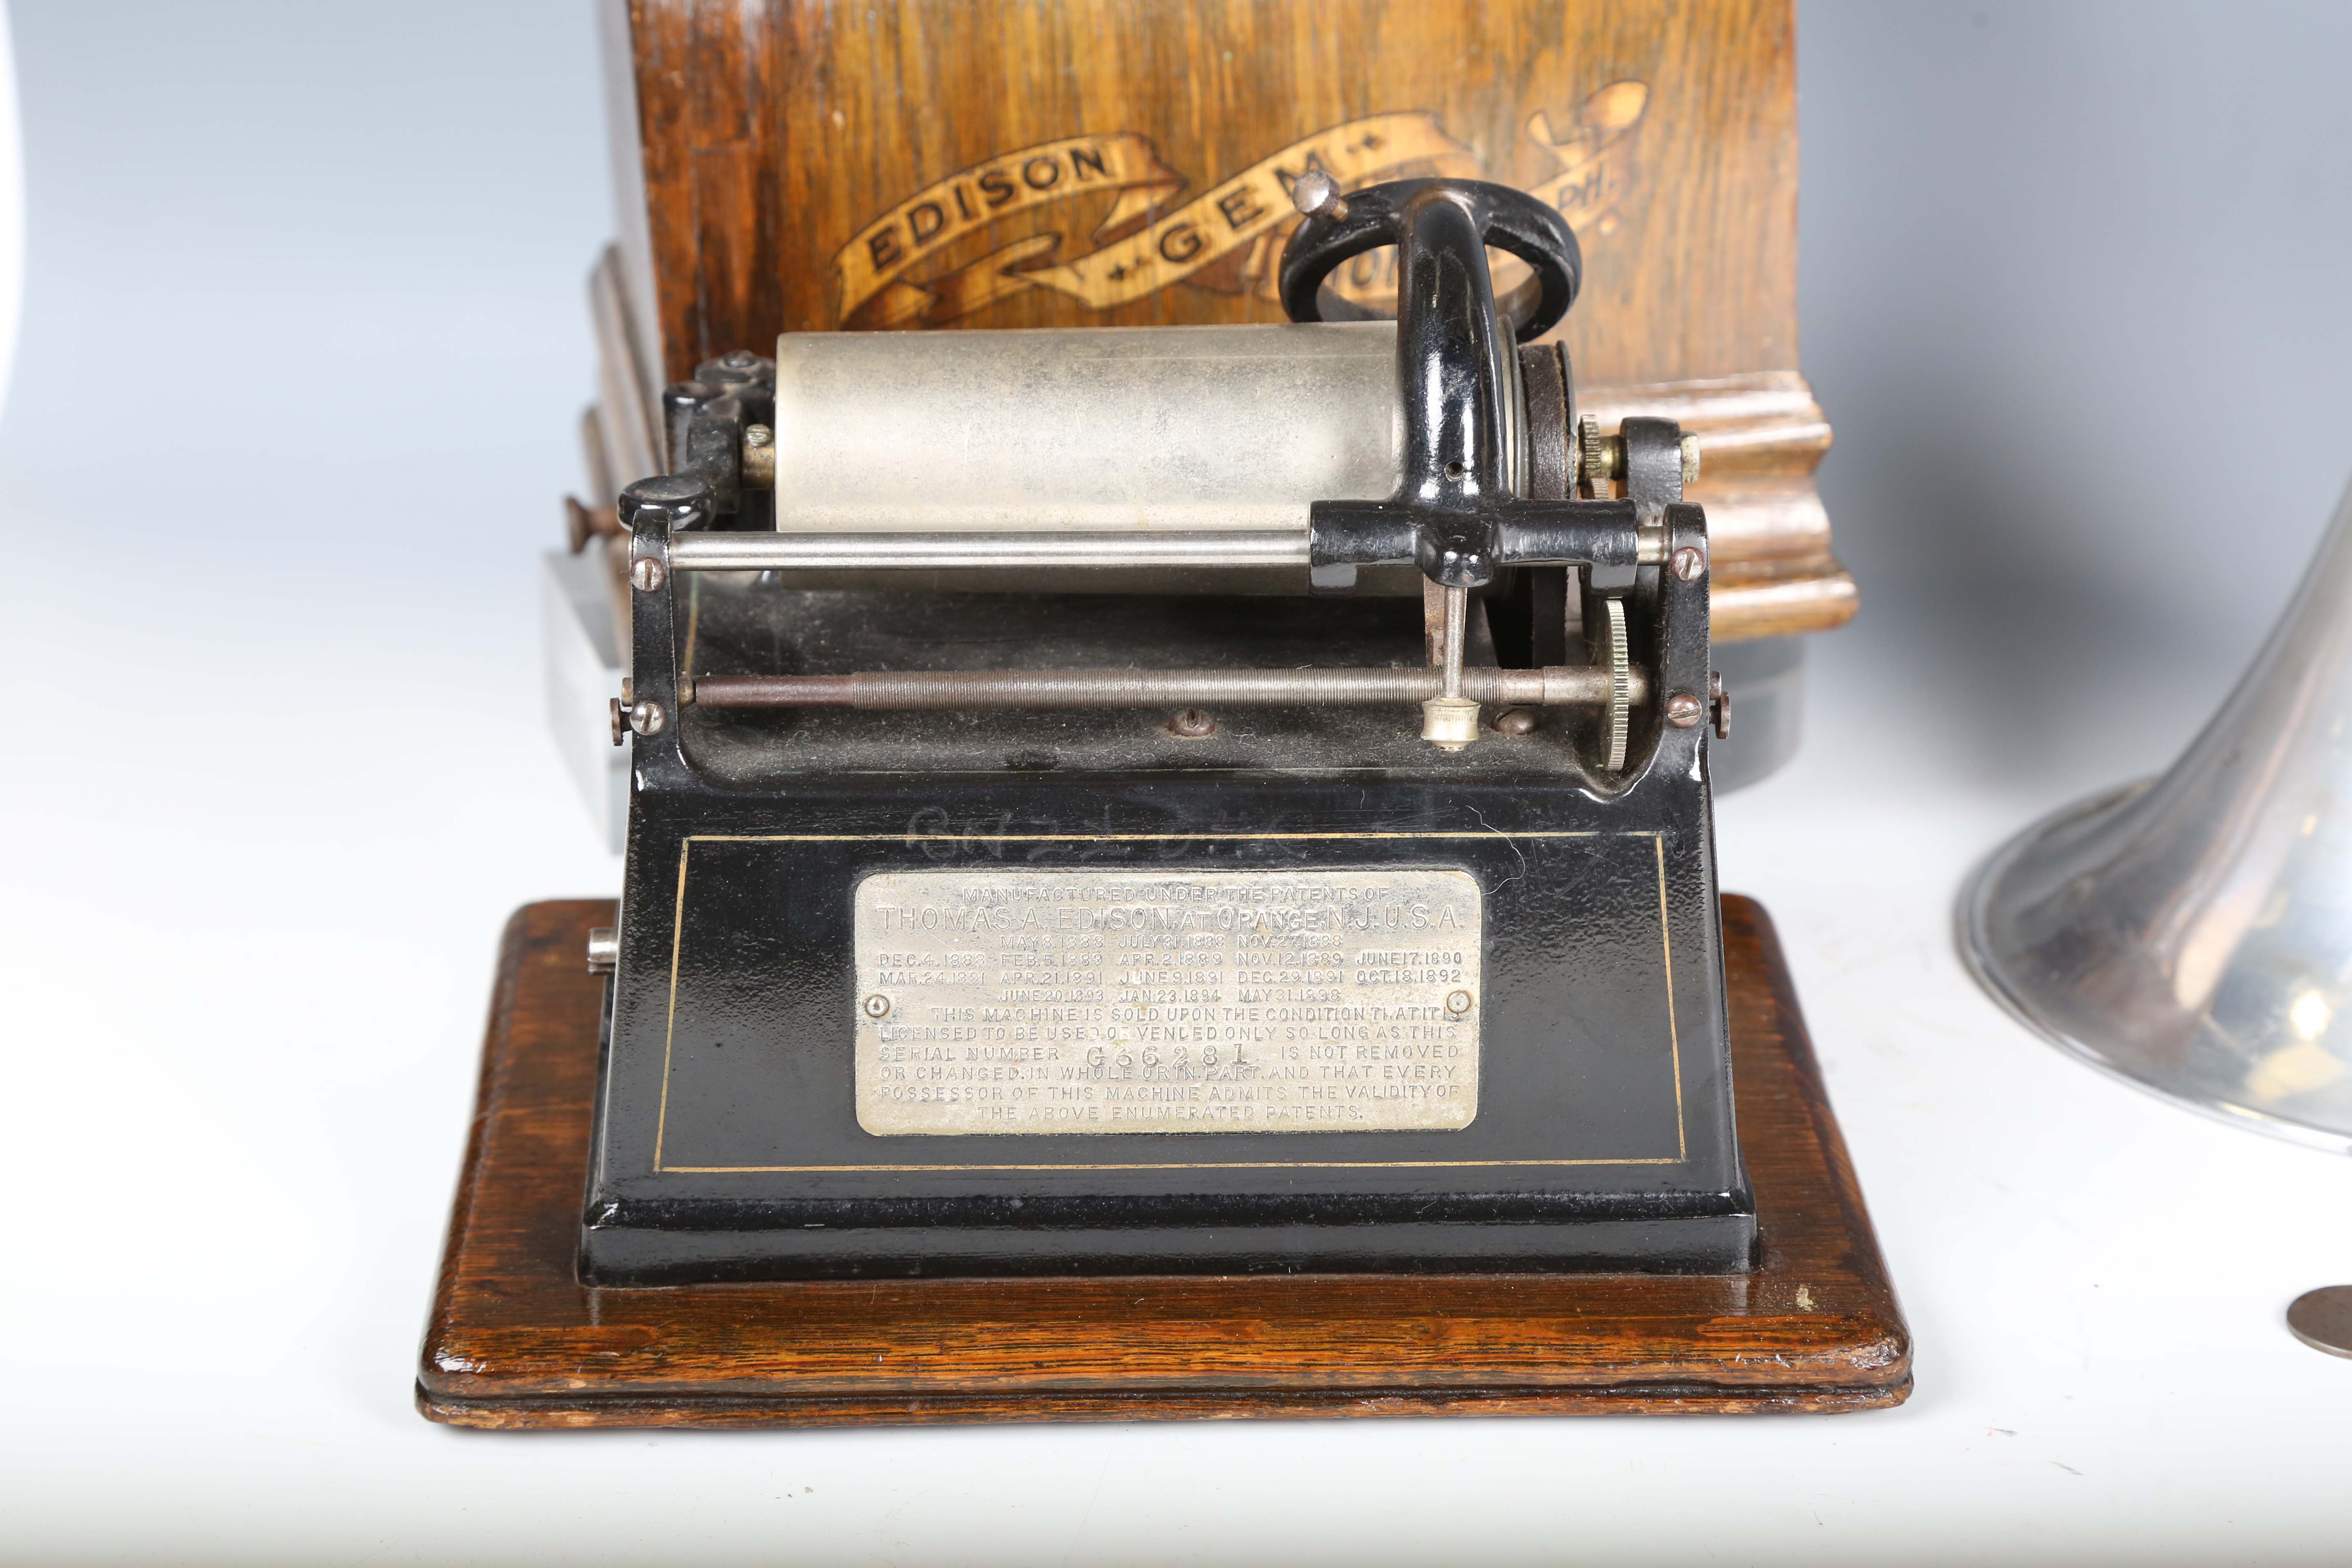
[615,0,1795,376]
[418,895,1910,1428]
[596,0,1850,639]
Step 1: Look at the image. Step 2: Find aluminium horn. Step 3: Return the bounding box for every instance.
[1961,473,2352,1151]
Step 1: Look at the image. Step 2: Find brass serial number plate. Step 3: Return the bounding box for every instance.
[853,867,1483,1136]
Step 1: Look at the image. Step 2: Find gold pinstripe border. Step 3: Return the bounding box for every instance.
[650,831,1690,1173]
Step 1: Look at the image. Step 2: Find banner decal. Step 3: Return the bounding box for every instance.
[833,85,1649,329]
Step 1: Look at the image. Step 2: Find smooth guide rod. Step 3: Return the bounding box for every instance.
[686,665,1647,711]
[667,530,1312,572]
[662,528,1675,573]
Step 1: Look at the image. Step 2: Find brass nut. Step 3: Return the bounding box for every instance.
[742,424,777,489]
[1578,416,1622,493]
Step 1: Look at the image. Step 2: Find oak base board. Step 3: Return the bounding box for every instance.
[419,896,1909,1428]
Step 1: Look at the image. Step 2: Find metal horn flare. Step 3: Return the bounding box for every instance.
[1960,472,2352,1152]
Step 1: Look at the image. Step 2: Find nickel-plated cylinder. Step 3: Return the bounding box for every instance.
[768,322,1412,536]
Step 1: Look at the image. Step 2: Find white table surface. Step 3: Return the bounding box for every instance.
[5,2,2351,1562]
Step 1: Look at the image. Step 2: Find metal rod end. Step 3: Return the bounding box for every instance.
[1421,695,1481,751]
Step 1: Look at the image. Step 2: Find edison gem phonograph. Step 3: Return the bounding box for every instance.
[421,0,1906,1428]
[590,172,1745,1280]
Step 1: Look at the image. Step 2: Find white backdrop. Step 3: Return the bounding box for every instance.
[2,3,2349,1563]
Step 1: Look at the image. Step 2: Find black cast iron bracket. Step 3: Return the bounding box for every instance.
[1280,177,1649,591]
[654,351,776,521]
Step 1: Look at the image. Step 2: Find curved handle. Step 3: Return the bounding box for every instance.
[1281,178,1581,588]
[1276,178,1580,342]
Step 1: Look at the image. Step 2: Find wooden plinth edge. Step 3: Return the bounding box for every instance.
[419,896,1909,1428]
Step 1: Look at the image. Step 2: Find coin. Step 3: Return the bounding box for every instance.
[2286,1285,2352,1357]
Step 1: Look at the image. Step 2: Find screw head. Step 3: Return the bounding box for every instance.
[1445,989,1474,1016]
[1665,690,1704,728]
[862,993,891,1020]
[1291,169,1345,219]
[1670,545,1707,581]
[628,699,667,737]
[744,423,774,448]
[1492,706,1537,736]
[630,556,667,593]
[1167,707,1217,738]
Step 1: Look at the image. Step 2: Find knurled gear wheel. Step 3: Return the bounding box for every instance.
[1577,414,1608,497]
[1600,595,1631,771]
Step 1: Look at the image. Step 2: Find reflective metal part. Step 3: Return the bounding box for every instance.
[1420,696,1481,750]
[740,423,775,489]
[688,664,1646,711]
[768,323,1405,536]
[1577,414,1619,494]
[2286,1285,2352,1356]
[1290,167,1347,221]
[850,867,1483,1136]
[670,529,1313,573]
[1599,596,1632,771]
[1962,476,2352,1151]
[586,927,618,974]
[1422,582,1480,749]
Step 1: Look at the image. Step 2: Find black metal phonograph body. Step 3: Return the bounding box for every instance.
[580,176,1751,1283]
